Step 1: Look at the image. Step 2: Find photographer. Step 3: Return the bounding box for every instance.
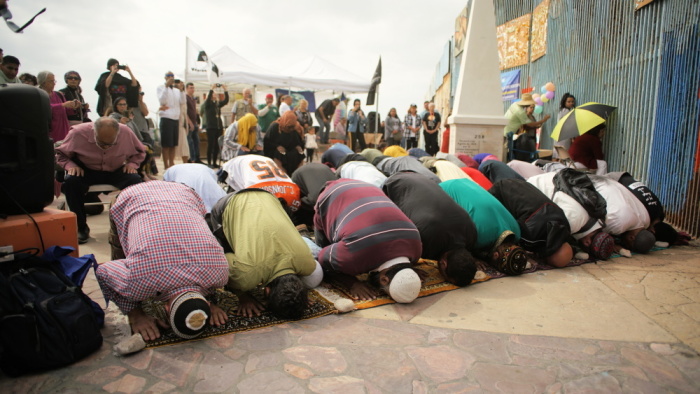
[95,58,139,116]
[59,70,91,126]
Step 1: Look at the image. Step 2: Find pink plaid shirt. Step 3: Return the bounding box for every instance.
[96,181,228,314]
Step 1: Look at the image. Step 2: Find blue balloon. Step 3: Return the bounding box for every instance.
[541,85,548,94]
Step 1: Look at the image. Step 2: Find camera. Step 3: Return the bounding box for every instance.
[117,65,126,70]
[216,83,222,87]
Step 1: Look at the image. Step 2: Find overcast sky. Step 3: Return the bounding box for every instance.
[4,0,468,119]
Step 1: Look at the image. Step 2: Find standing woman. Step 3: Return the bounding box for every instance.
[201,84,229,168]
[384,107,402,146]
[264,110,305,176]
[295,99,313,133]
[403,103,421,149]
[553,93,576,159]
[174,80,189,164]
[347,99,367,152]
[59,71,91,126]
[38,71,77,142]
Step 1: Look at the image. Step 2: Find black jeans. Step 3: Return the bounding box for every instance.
[405,137,417,150]
[206,128,221,165]
[351,131,367,152]
[306,148,315,162]
[424,131,439,156]
[62,168,142,230]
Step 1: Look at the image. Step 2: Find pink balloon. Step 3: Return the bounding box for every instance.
[544,90,555,100]
[532,93,541,99]
[534,97,544,106]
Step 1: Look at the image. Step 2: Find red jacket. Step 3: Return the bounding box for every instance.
[569,133,604,169]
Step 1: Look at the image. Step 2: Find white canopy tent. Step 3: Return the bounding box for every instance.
[282,56,370,93]
[185,38,370,93]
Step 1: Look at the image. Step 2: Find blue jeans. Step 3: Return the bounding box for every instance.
[315,112,331,144]
[187,126,200,161]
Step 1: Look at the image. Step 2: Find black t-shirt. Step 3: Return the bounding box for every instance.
[422,112,442,131]
[382,171,477,260]
[318,100,336,119]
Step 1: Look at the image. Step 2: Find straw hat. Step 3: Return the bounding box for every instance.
[518,93,536,106]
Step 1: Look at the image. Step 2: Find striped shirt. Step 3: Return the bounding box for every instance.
[95,181,229,314]
[314,179,422,275]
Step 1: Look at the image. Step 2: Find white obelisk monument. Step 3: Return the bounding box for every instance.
[448,0,507,160]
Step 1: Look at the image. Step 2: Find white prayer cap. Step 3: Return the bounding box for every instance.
[300,260,323,288]
[388,268,421,303]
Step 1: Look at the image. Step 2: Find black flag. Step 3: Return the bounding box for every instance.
[366,57,381,106]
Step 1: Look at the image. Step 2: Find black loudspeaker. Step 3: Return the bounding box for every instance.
[0,84,54,215]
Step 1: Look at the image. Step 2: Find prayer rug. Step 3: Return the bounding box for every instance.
[141,288,335,349]
[321,256,597,311]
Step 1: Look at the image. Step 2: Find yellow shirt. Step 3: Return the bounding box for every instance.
[223,191,315,292]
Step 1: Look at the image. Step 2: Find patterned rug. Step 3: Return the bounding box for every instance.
[141,288,335,349]
[139,247,659,348]
[320,256,598,310]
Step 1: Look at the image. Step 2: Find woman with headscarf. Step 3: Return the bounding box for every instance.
[221,113,262,162]
[38,70,77,142]
[264,110,305,176]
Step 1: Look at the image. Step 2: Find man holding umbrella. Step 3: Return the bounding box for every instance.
[551,102,617,175]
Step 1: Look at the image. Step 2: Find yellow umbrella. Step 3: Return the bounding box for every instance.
[550,102,617,141]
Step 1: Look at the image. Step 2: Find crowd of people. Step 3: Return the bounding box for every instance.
[2,51,688,343]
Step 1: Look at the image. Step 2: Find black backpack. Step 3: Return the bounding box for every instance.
[0,253,103,376]
[552,169,607,233]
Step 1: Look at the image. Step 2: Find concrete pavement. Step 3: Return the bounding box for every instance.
[2,167,699,393]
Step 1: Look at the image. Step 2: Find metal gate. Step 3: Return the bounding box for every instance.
[495,0,700,236]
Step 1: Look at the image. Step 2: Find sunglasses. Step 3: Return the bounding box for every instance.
[165,74,175,77]
[66,76,80,80]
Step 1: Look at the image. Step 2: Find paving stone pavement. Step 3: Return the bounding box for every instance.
[2,165,699,392]
[1,314,699,393]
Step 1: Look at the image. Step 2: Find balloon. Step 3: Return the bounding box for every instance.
[545,82,556,92]
[541,86,548,94]
[544,90,555,100]
[532,93,540,99]
[534,97,544,106]
[534,105,543,115]
[541,96,550,103]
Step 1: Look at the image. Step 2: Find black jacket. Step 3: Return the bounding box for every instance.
[383,172,477,260]
[489,179,570,257]
[290,163,337,210]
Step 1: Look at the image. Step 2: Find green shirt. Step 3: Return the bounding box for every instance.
[223,191,315,292]
[503,102,531,135]
[257,104,280,134]
[440,179,521,251]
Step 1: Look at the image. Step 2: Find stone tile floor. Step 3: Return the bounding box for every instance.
[2,161,699,392]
